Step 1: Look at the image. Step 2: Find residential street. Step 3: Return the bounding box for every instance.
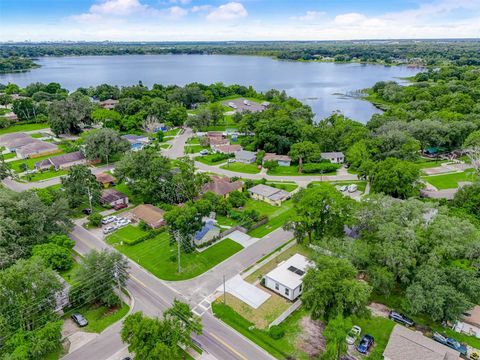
[64,223,285,360]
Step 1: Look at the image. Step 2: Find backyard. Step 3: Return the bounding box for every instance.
[422,169,478,189]
[108,231,244,280]
[244,199,295,238]
[0,122,49,135]
[195,154,229,165]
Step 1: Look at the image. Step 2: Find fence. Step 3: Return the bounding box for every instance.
[268,300,302,328]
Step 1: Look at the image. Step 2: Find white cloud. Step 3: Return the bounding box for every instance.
[166,6,188,19]
[88,0,148,16]
[169,0,191,4]
[334,12,367,26]
[290,10,325,21]
[191,5,212,13]
[206,2,248,21]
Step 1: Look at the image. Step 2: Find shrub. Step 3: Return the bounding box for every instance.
[87,213,103,227]
[263,160,278,171]
[302,162,340,174]
[138,220,150,231]
[228,190,248,208]
[268,325,285,340]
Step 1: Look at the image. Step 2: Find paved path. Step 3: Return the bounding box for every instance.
[162,127,192,159]
[64,223,284,360]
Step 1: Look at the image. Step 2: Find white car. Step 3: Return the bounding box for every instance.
[348,184,358,193]
[103,226,116,234]
[115,218,130,227]
[346,325,362,345]
[339,185,348,192]
[200,149,209,155]
[227,158,236,163]
[101,216,117,225]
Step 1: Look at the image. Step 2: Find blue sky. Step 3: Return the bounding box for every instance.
[1,0,479,41]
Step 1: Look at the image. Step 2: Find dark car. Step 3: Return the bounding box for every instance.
[357,334,374,354]
[82,208,92,215]
[432,332,467,356]
[113,203,127,210]
[389,311,415,327]
[71,313,88,327]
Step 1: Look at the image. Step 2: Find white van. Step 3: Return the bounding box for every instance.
[348,184,358,193]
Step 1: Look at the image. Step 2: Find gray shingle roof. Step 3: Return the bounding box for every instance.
[49,151,85,167]
[248,184,290,201]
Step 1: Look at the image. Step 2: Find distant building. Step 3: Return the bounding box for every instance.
[248,184,290,206]
[121,134,150,151]
[0,132,33,152]
[208,137,229,147]
[130,204,165,229]
[15,141,59,159]
[263,254,312,301]
[98,99,118,110]
[194,220,220,246]
[235,150,257,164]
[384,325,460,360]
[100,189,129,207]
[202,176,243,198]
[214,144,242,154]
[35,151,86,171]
[263,153,291,167]
[320,152,345,164]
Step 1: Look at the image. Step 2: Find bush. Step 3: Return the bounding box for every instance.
[87,213,103,227]
[268,325,285,339]
[263,160,278,171]
[302,162,340,174]
[138,220,150,231]
[228,190,248,208]
[210,153,231,163]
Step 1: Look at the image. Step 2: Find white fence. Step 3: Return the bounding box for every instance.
[268,300,302,328]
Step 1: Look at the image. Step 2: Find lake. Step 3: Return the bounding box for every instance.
[0,55,421,123]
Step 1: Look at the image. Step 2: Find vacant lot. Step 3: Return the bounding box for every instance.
[244,199,294,238]
[111,232,244,280]
[220,162,261,174]
[422,169,477,189]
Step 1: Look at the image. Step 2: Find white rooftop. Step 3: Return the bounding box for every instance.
[264,253,311,289]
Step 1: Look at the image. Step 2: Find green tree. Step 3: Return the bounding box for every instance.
[172,157,209,203]
[321,316,352,360]
[369,158,420,199]
[285,185,354,244]
[48,93,93,135]
[84,128,130,164]
[289,141,320,173]
[61,165,101,208]
[32,242,73,271]
[91,108,122,128]
[453,182,480,220]
[70,249,129,307]
[0,155,12,180]
[166,105,188,126]
[302,256,371,320]
[12,98,40,121]
[165,204,203,253]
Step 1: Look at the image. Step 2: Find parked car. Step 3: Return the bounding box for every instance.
[82,208,92,215]
[346,325,361,345]
[357,334,374,354]
[114,203,127,210]
[347,184,358,193]
[389,311,415,327]
[115,218,130,227]
[339,185,348,192]
[103,226,116,234]
[71,313,88,327]
[102,215,117,225]
[227,158,236,163]
[200,149,209,155]
[432,333,467,356]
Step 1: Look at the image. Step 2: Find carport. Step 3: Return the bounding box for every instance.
[224,275,270,309]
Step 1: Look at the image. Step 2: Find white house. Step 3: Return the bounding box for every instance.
[321,152,345,164]
[263,254,311,301]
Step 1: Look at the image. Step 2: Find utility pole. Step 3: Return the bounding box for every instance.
[176,231,182,274]
[223,274,226,305]
[86,186,93,211]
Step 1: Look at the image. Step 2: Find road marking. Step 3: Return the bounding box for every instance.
[129,274,147,288]
[206,331,248,360]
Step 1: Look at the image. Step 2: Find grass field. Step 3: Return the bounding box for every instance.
[243,199,295,237]
[195,154,229,165]
[64,303,130,333]
[416,159,448,169]
[111,232,244,280]
[0,123,49,135]
[59,261,80,285]
[186,137,200,145]
[267,165,337,176]
[106,225,148,245]
[184,144,209,154]
[212,302,310,359]
[422,169,478,189]
[220,162,261,174]
[349,315,395,360]
[21,169,68,182]
[163,128,181,137]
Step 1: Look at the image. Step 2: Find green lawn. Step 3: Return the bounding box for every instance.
[113,182,142,205]
[184,144,209,154]
[422,169,478,189]
[107,225,149,245]
[195,154,229,165]
[111,232,244,281]
[8,151,64,172]
[0,122,49,135]
[220,162,261,174]
[64,303,130,333]
[416,159,448,169]
[267,165,338,176]
[186,137,200,145]
[164,128,181,137]
[350,315,396,360]
[212,302,310,360]
[59,261,81,285]
[266,182,298,192]
[2,152,16,160]
[160,143,170,149]
[21,169,68,182]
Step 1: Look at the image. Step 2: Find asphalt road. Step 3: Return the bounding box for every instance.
[64,224,284,360]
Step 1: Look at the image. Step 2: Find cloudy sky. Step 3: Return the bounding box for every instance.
[1,0,479,41]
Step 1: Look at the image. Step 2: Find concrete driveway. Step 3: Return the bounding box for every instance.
[227,230,258,247]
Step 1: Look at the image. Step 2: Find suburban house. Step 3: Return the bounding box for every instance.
[0,132,34,152]
[263,254,311,301]
[202,176,243,198]
[121,134,150,151]
[320,152,345,164]
[213,144,242,154]
[208,137,229,147]
[384,325,460,360]
[130,204,166,229]
[98,99,118,110]
[248,184,291,206]
[16,141,59,159]
[95,172,116,187]
[100,189,129,207]
[263,153,292,167]
[453,305,480,339]
[194,220,220,246]
[235,150,257,164]
[35,151,86,171]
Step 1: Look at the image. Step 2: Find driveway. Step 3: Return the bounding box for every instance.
[227,230,258,247]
